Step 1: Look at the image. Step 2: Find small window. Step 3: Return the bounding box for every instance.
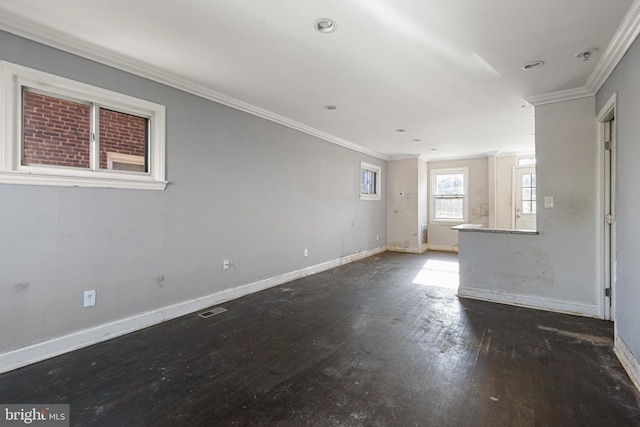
[430,168,468,222]
[1,61,166,190]
[360,162,381,200]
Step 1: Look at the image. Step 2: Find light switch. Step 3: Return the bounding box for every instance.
[544,196,554,208]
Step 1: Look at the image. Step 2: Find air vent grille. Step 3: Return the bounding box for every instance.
[198,307,227,318]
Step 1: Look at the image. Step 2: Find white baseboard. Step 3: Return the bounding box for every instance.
[614,334,640,393]
[0,246,386,374]
[457,286,600,318]
[426,244,458,253]
[387,246,421,254]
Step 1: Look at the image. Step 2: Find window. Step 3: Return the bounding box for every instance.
[430,168,468,222]
[360,162,381,200]
[521,173,537,214]
[0,61,166,190]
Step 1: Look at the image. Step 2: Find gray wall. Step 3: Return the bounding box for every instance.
[0,31,387,353]
[458,96,601,316]
[597,34,640,367]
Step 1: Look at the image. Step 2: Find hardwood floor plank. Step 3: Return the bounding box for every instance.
[0,251,638,426]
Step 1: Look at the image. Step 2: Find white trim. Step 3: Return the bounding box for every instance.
[525,0,640,106]
[586,0,640,94]
[0,246,386,374]
[0,14,388,162]
[387,245,427,254]
[614,333,640,393]
[426,243,458,253]
[524,87,595,107]
[457,287,600,318]
[0,61,167,190]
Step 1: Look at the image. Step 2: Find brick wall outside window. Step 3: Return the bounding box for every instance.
[23,91,91,168]
[99,108,147,170]
[22,91,148,170]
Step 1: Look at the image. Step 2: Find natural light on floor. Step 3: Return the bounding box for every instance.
[412,259,460,289]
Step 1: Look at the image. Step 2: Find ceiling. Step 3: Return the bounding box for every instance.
[0,0,636,160]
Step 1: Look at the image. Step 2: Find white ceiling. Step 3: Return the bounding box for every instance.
[0,0,636,160]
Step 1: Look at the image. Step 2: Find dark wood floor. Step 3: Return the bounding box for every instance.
[1,251,639,426]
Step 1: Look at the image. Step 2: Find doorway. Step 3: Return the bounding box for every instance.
[599,94,616,321]
[513,166,537,230]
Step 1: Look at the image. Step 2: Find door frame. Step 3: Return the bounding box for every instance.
[597,93,617,321]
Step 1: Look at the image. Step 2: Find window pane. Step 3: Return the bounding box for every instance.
[532,188,536,201]
[99,108,148,172]
[369,171,377,194]
[435,197,463,219]
[522,174,531,187]
[360,169,368,193]
[523,188,532,201]
[531,174,536,186]
[532,201,537,214]
[22,90,91,168]
[435,173,464,195]
[523,201,532,214]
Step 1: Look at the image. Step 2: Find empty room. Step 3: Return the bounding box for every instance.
[1,1,640,425]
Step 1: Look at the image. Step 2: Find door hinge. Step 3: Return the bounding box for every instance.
[605,214,613,224]
[605,288,612,298]
[605,141,613,150]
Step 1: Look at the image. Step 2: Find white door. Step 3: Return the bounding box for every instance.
[514,166,536,230]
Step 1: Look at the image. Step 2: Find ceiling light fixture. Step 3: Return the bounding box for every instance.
[314,18,337,33]
[575,48,599,61]
[323,105,337,110]
[412,138,421,142]
[521,60,545,71]
[395,129,406,133]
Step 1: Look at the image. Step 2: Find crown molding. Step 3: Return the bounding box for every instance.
[0,13,389,161]
[586,0,640,93]
[524,86,595,107]
[525,0,640,107]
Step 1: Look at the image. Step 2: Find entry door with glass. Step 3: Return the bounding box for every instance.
[514,166,536,230]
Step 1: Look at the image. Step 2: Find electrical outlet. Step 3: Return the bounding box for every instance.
[83,290,96,307]
[544,196,554,208]
[223,259,230,270]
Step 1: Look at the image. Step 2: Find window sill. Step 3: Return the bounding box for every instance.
[0,172,168,190]
[430,219,467,226]
[360,194,381,201]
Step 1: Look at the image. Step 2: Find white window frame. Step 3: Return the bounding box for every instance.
[430,167,469,223]
[0,61,167,190]
[360,162,381,200]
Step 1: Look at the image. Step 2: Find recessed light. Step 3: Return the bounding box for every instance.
[522,60,545,71]
[314,18,337,34]
[412,138,422,142]
[431,148,437,151]
[575,48,598,61]
[323,105,337,110]
[395,129,406,133]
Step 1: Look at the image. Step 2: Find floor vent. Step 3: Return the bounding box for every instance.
[198,307,227,318]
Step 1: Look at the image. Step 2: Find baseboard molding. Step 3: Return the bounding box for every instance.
[387,246,422,254]
[0,246,386,374]
[614,334,640,393]
[426,244,458,253]
[457,286,600,318]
